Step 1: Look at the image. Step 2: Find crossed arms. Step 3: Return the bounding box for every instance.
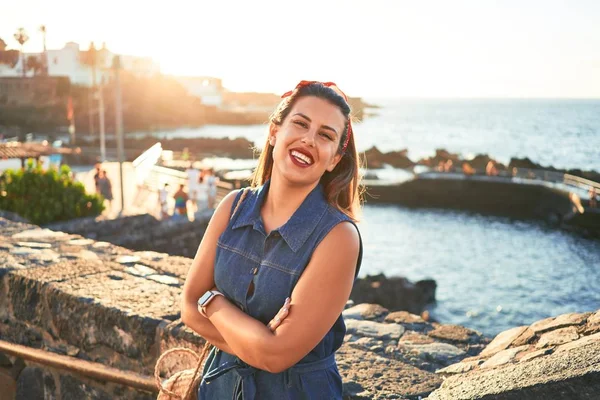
[181,190,360,373]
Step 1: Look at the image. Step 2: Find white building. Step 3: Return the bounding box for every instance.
[172,76,223,107]
[0,42,161,87]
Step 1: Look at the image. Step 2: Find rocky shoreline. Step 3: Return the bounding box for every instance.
[65,135,600,185]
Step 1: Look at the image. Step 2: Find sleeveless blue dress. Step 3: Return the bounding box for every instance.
[198,180,362,399]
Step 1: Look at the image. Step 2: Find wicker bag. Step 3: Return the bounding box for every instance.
[155,188,250,399]
[155,343,212,400]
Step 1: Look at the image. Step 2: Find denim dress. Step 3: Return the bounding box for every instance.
[198,180,362,399]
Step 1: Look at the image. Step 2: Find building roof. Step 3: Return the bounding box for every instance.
[0,142,74,160]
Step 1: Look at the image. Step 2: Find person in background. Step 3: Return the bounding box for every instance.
[206,168,219,209]
[93,163,102,194]
[589,187,598,208]
[195,169,209,213]
[486,160,499,176]
[462,162,475,176]
[158,183,170,219]
[97,169,113,213]
[173,183,189,220]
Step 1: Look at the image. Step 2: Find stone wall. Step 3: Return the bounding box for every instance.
[1,217,598,399]
[366,177,573,223]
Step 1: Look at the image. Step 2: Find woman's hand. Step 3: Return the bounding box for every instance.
[267,297,291,332]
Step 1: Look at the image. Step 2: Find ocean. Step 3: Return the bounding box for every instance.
[140,98,600,336]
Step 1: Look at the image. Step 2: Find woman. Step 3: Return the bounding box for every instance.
[181,81,363,399]
[205,168,219,209]
[96,169,113,212]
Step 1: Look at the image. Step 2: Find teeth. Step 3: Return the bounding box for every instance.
[291,150,313,165]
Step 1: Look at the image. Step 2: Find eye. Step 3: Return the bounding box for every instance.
[293,120,308,128]
[319,132,333,141]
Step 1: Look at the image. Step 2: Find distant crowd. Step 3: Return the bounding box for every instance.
[436,159,598,208]
[158,167,219,221]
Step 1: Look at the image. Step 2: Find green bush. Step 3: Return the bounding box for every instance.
[0,161,104,225]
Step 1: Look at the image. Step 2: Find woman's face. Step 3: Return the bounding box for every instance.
[269,96,345,187]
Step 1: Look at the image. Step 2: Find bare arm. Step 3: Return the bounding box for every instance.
[204,221,360,373]
[181,190,240,354]
[181,190,292,353]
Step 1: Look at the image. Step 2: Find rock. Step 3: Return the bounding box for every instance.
[350,274,436,315]
[399,342,465,364]
[133,250,169,261]
[345,319,405,340]
[12,229,67,240]
[115,255,141,264]
[16,241,53,249]
[68,238,95,246]
[337,343,442,399]
[342,381,369,399]
[510,327,537,347]
[399,331,435,345]
[427,324,482,344]
[480,345,529,369]
[436,359,483,375]
[364,146,415,169]
[479,326,528,357]
[147,274,181,287]
[583,310,600,334]
[124,264,158,278]
[530,312,589,334]
[555,332,600,354]
[518,348,554,363]
[342,303,389,321]
[536,326,579,348]
[427,334,600,400]
[385,311,425,324]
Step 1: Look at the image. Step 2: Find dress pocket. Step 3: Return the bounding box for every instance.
[288,367,342,400]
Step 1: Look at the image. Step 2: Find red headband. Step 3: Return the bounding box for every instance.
[281,80,353,153]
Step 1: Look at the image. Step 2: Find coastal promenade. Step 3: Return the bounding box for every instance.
[364,168,600,237]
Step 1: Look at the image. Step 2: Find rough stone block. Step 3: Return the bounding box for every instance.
[479,326,528,357]
[427,324,483,344]
[480,345,529,369]
[427,337,600,400]
[345,319,405,340]
[399,342,466,364]
[342,303,389,321]
[337,342,442,399]
[536,326,579,348]
[530,312,590,334]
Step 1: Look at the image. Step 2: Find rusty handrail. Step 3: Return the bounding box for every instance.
[0,340,158,393]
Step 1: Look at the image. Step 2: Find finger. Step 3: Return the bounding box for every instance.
[268,316,280,332]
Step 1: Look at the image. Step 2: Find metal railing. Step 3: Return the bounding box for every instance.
[416,167,600,198]
[0,339,157,393]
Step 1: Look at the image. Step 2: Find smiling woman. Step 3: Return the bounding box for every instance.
[180,81,364,399]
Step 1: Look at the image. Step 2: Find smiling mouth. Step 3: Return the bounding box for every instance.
[290,150,314,166]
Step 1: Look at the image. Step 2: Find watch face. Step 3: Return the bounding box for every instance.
[198,291,213,306]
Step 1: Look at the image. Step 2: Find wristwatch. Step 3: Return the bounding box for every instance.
[197,290,224,317]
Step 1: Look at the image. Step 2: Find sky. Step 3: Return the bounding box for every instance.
[2,0,600,98]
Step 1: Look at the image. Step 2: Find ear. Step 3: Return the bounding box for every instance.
[268,123,278,146]
[326,153,343,172]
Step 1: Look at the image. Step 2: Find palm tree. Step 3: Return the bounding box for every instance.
[13,27,29,77]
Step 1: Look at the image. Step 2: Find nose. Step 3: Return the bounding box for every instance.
[300,128,317,147]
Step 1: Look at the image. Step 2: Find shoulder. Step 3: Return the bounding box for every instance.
[325,219,360,251]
